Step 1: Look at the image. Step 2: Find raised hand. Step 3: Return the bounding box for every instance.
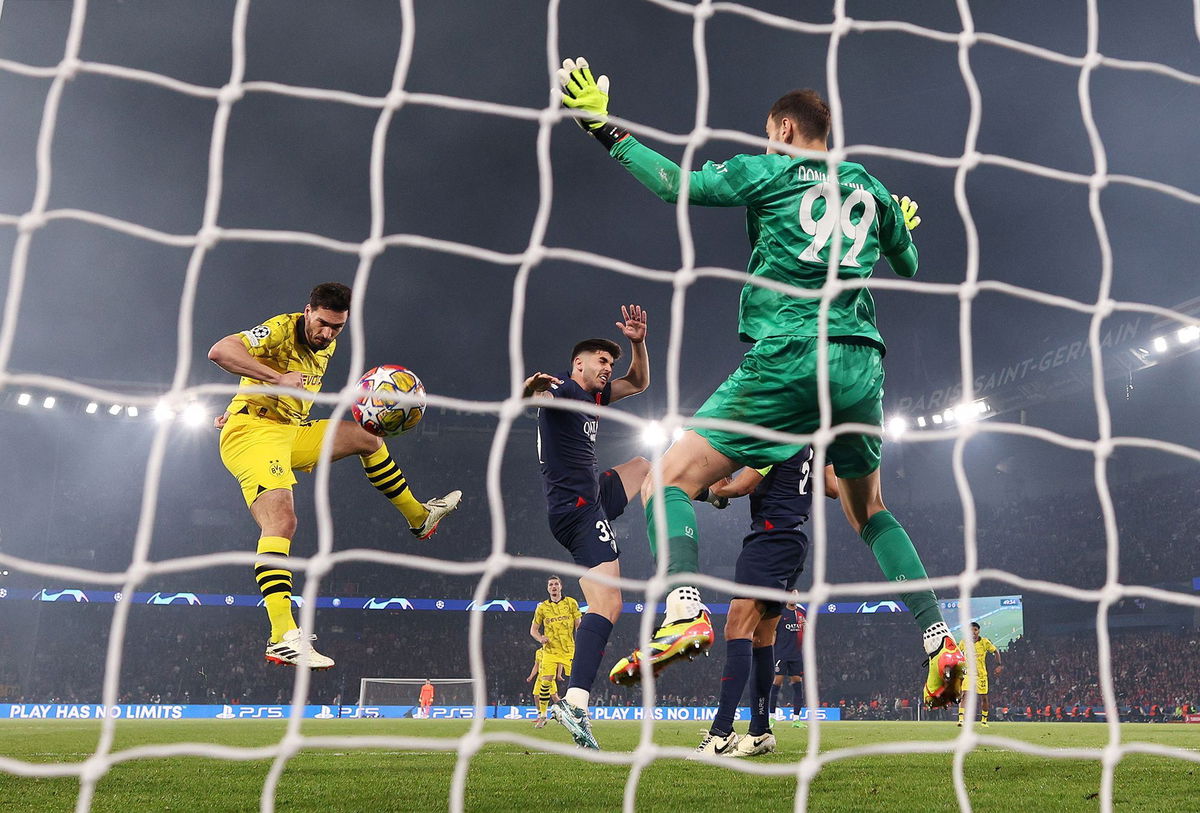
[615,304,647,343]
[557,56,610,130]
[891,194,922,231]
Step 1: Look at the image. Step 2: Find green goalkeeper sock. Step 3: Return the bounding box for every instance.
[861,511,943,633]
[644,486,699,577]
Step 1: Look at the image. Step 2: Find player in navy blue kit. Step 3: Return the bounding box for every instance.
[522,304,650,749]
[691,447,836,758]
[772,599,807,727]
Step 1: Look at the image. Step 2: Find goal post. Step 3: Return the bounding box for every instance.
[358,677,476,708]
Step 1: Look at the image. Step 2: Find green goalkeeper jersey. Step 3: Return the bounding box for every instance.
[610,136,916,348]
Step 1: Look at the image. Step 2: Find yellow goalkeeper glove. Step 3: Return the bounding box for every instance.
[892,194,921,231]
[557,56,629,150]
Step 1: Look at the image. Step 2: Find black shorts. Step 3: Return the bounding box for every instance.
[775,658,804,677]
[733,529,810,616]
[547,468,628,568]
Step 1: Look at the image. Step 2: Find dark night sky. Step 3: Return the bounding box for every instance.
[1,1,1197,579]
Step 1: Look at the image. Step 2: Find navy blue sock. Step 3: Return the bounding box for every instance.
[749,645,775,735]
[793,680,805,719]
[769,682,781,716]
[711,638,752,736]
[567,613,614,693]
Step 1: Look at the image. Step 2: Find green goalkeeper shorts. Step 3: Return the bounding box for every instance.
[693,336,884,478]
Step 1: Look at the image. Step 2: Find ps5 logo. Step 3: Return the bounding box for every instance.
[147,592,201,606]
[466,599,514,612]
[34,589,88,603]
[364,597,414,610]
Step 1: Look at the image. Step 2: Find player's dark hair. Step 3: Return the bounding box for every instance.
[548,575,561,583]
[970,622,980,630]
[309,282,352,312]
[768,89,831,143]
[571,338,621,363]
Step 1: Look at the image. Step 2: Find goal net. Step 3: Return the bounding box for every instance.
[359,678,475,709]
[0,1,1198,812]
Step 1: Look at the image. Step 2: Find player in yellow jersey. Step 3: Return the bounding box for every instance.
[526,647,564,728]
[530,576,581,730]
[957,622,1002,727]
[208,282,461,669]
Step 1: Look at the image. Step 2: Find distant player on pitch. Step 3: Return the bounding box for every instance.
[530,576,582,728]
[419,679,435,719]
[209,282,461,670]
[957,622,1002,727]
[526,647,565,728]
[556,58,965,706]
[772,596,808,728]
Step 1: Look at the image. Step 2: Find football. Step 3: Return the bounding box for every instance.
[352,365,426,437]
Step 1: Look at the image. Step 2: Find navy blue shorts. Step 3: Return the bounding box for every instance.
[775,658,804,677]
[733,529,810,616]
[547,469,629,568]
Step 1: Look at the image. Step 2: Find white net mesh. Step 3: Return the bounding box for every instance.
[1,1,1199,811]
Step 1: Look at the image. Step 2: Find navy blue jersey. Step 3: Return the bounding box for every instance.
[537,373,613,513]
[749,446,815,532]
[774,605,807,660]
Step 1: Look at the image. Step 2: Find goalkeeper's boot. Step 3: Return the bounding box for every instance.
[923,636,966,709]
[411,490,463,540]
[551,700,600,749]
[608,611,714,686]
[733,730,776,757]
[688,730,739,760]
[264,628,334,670]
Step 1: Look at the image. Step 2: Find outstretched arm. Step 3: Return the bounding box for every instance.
[522,372,562,399]
[208,334,297,386]
[609,304,648,402]
[557,57,754,207]
[882,195,921,278]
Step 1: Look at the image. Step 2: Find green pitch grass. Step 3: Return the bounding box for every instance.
[1,720,1196,812]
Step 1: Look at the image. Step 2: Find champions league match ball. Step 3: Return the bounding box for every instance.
[352,365,426,437]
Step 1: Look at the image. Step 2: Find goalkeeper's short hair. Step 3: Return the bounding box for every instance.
[571,338,622,363]
[768,89,830,143]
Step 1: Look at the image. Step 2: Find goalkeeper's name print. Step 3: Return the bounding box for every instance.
[796,164,865,192]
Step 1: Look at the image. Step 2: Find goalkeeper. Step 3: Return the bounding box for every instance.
[556,58,965,707]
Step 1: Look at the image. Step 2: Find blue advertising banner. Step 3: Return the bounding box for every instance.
[0,587,1019,620]
[3,704,842,722]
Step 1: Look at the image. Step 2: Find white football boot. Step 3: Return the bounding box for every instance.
[264,628,334,670]
[411,490,463,540]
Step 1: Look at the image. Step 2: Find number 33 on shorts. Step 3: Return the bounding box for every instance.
[595,519,616,552]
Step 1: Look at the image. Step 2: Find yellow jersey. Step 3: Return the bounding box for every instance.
[224,312,336,424]
[533,597,581,660]
[958,636,999,677]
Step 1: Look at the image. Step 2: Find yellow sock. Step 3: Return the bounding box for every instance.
[535,678,554,716]
[958,706,965,723]
[361,445,427,528]
[255,535,296,643]
[981,709,989,723]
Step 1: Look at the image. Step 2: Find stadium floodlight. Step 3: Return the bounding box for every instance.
[954,402,979,423]
[1152,336,1169,353]
[108,404,122,415]
[975,400,989,414]
[17,393,31,406]
[1178,325,1200,344]
[886,416,908,438]
[85,402,99,414]
[641,420,668,448]
[942,407,956,424]
[153,400,175,423]
[931,413,944,425]
[182,402,207,427]
[42,396,55,409]
[916,416,927,428]
[126,406,139,417]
